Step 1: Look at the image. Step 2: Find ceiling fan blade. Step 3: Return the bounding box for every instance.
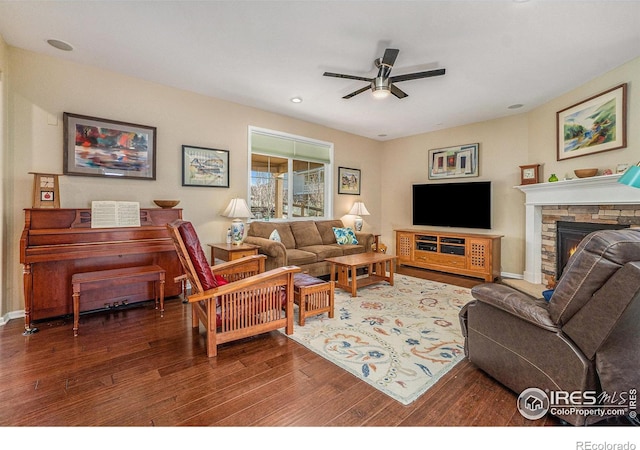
[381,48,399,67]
[323,72,372,83]
[390,68,446,83]
[390,84,408,99]
[343,85,371,99]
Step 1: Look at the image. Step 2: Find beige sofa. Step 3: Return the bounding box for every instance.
[244,219,374,277]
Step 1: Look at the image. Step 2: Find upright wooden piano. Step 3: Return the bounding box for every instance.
[20,208,183,333]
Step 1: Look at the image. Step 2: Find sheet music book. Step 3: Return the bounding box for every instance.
[91,201,141,228]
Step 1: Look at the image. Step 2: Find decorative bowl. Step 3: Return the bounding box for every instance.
[574,168,598,178]
[153,200,180,208]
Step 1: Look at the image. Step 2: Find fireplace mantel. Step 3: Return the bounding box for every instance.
[515,173,640,283]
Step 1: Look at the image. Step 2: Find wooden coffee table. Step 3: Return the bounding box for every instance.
[325,252,398,297]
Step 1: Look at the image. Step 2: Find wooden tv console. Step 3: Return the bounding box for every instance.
[395,229,502,281]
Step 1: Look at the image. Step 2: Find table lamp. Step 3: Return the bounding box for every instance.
[348,201,370,232]
[222,198,253,245]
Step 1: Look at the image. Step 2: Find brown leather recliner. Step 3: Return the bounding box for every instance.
[459,228,640,425]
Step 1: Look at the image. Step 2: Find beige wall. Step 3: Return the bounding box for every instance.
[2,43,639,318]
[380,55,640,277]
[0,35,8,321]
[528,57,640,181]
[380,115,529,275]
[2,47,382,317]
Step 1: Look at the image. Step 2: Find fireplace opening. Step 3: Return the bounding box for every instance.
[556,221,629,280]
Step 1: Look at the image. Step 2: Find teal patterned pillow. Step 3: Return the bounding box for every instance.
[332,227,358,245]
[269,229,281,242]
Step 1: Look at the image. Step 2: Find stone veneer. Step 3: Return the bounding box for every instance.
[540,204,640,286]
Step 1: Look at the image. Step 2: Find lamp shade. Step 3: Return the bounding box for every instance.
[618,164,640,188]
[222,198,253,219]
[348,202,370,216]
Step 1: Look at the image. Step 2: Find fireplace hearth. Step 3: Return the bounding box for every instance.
[556,221,629,280]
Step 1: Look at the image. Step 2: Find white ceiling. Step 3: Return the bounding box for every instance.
[1,0,639,141]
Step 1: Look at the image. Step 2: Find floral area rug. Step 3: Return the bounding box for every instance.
[285,274,474,405]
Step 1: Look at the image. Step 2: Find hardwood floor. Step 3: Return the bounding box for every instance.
[0,266,561,427]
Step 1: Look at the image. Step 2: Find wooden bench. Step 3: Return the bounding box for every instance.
[293,273,334,326]
[71,265,166,336]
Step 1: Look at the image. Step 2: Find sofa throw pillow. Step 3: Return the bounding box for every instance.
[269,229,281,242]
[333,227,358,245]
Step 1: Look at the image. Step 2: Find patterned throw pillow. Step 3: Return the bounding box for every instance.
[269,229,281,242]
[332,227,359,245]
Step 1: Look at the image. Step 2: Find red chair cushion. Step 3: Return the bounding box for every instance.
[177,221,219,291]
[214,275,228,286]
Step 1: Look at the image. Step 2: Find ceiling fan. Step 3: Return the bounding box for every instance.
[323,48,445,99]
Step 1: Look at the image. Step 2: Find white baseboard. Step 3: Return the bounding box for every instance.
[500,271,523,280]
[0,310,25,326]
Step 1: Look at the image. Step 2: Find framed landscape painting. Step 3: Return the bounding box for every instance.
[63,113,156,180]
[557,83,627,161]
[182,145,230,187]
[338,167,361,195]
[428,143,479,179]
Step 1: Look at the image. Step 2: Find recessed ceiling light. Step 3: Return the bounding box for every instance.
[508,103,524,110]
[47,39,74,51]
[378,134,387,137]
[290,97,303,103]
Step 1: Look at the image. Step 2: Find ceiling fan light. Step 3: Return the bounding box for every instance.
[372,87,390,99]
[371,77,390,99]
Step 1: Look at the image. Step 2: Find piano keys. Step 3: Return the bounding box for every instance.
[20,208,183,334]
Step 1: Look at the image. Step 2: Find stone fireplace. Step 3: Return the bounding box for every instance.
[516,174,640,285]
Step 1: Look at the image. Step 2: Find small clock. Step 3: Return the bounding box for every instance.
[519,164,540,185]
[30,172,61,208]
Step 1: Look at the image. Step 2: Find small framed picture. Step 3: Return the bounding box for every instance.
[182,145,229,187]
[617,163,629,174]
[428,143,479,179]
[338,167,361,195]
[40,191,55,201]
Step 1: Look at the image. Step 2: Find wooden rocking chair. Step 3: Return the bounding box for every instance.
[167,220,300,357]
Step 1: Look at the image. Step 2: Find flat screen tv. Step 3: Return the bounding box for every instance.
[412,181,491,229]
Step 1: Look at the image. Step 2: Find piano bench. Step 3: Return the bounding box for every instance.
[71,265,166,336]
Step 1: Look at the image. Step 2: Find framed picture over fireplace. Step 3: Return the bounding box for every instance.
[556,83,627,161]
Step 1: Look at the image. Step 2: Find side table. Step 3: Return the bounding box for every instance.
[208,242,259,264]
[373,234,381,252]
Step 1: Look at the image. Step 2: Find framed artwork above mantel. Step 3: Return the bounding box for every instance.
[557,83,627,161]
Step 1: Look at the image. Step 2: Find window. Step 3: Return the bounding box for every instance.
[249,127,333,220]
